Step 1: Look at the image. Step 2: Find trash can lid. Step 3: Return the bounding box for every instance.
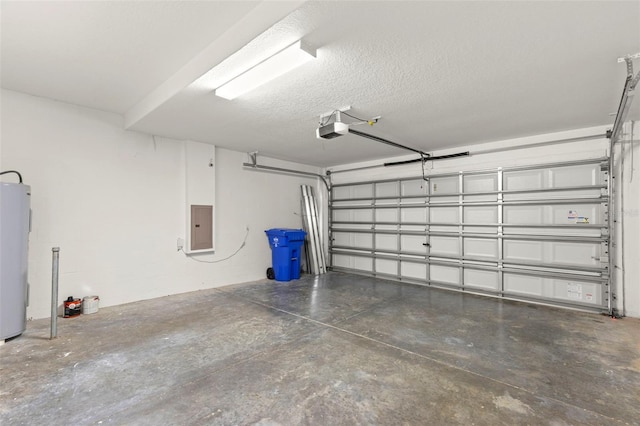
[265,228,306,235]
[265,228,306,241]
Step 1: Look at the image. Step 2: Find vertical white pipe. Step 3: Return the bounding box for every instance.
[50,247,59,339]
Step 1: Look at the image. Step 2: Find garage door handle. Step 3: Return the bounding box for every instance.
[423,243,430,247]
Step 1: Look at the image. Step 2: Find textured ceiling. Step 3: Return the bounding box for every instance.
[2,1,639,167]
[0,1,261,113]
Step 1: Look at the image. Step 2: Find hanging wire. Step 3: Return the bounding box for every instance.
[0,170,23,183]
[342,111,380,126]
[180,227,249,263]
[341,111,367,121]
[320,110,380,126]
[320,110,337,126]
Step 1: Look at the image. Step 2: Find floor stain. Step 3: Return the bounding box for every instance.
[493,392,533,415]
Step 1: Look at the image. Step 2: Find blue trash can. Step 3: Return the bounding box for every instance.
[265,228,307,281]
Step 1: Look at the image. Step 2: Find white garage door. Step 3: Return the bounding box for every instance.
[330,158,611,313]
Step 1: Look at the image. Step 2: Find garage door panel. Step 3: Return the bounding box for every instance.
[504,205,543,224]
[332,233,372,249]
[552,280,601,305]
[552,205,601,225]
[504,240,543,262]
[430,207,459,223]
[401,207,426,223]
[333,254,352,269]
[334,254,374,272]
[464,269,498,291]
[401,179,428,196]
[504,274,603,306]
[332,232,353,247]
[376,259,398,275]
[464,226,498,234]
[355,234,373,249]
[464,238,498,259]
[550,164,599,187]
[402,262,426,280]
[430,236,459,256]
[430,264,460,285]
[376,182,399,197]
[333,184,373,200]
[504,170,543,191]
[464,174,497,192]
[431,177,458,194]
[332,210,348,222]
[333,209,373,222]
[399,224,426,232]
[464,206,497,223]
[401,235,427,253]
[504,274,543,296]
[376,234,398,251]
[354,257,373,271]
[376,208,398,222]
[332,231,373,249]
[550,243,599,267]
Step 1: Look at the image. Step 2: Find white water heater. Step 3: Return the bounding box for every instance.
[0,182,31,340]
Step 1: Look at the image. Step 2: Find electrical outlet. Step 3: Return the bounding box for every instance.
[177,238,184,251]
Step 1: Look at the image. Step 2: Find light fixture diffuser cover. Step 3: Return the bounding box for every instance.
[215,40,316,100]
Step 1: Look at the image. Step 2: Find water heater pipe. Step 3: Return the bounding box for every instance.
[50,247,59,339]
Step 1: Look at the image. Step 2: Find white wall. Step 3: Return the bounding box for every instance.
[0,89,321,320]
[184,140,216,253]
[327,125,640,317]
[614,121,640,318]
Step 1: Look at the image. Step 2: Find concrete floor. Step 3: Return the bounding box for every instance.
[1,272,639,425]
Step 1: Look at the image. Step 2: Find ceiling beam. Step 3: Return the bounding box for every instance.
[124,0,306,129]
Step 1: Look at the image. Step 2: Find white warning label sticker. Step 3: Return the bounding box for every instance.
[567,283,582,300]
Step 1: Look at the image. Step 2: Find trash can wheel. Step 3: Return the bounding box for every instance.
[266,267,275,280]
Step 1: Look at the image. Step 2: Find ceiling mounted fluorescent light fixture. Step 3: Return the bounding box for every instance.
[215,40,316,100]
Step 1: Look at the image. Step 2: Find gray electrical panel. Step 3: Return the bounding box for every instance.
[0,182,31,340]
[190,204,213,251]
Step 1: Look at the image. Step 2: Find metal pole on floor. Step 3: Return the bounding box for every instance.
[50,247,59,340]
